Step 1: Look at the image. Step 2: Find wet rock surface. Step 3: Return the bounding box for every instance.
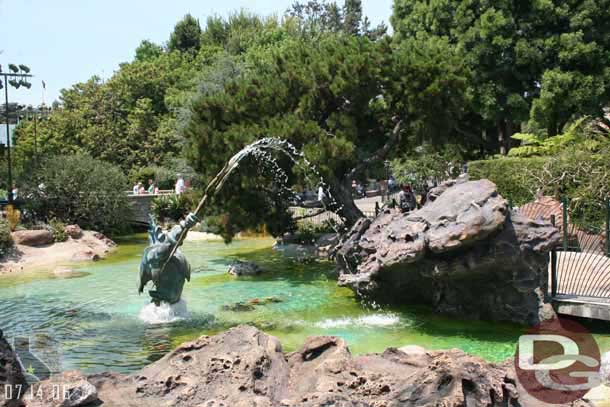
[0,330,26,407]
[228,260,264,276]
[85,326,524,407]
[335,179,561,325]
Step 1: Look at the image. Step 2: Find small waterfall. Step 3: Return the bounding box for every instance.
[138,300,189,324]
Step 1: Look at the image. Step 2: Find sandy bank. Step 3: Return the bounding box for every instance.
[0,231,116,274]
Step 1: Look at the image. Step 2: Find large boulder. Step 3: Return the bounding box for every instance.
[89,326,524,407]
[335,179,561,326]
[0,330,27,407]
[64,225,82,239]
[11,230,53,247]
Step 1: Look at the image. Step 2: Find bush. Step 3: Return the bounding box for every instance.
[21,154,132,236]
[150,191,201,222]
[0,219,13,257]
[470,147,610,231]
[48,219,68,242]
[468,157,548,206]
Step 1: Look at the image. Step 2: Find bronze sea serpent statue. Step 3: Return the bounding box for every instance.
[138,157,238,306]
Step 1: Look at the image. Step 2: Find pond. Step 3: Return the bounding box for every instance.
[1,236,609,375]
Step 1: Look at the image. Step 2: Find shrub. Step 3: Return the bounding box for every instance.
[150,191,201,222]
[21,154,132,236]
[0,219,13,257]
[48,219,68,242]
[468,157,548,206]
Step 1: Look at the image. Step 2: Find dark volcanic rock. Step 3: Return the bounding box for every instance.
[0,330,26,407]
[228,260,264,276]
[335,179,560,326]
[88,326,524,407]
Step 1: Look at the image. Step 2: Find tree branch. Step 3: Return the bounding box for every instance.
[348,120,403,180]
[292,208,327,221]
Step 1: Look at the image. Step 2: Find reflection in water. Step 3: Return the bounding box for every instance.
[1,236,609,375]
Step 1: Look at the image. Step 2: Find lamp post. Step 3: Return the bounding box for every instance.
[1,64,33,204]
[20,104,49,168]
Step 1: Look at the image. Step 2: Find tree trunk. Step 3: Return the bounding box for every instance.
[328,178,364,227]
[497,120,507,155]
[506,121,514,154]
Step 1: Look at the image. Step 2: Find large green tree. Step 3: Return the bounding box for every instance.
[168,14,202,53]
[182,33,468,232]
[392,0,610,152]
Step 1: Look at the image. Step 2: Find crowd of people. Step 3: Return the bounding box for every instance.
[131,174,186,196]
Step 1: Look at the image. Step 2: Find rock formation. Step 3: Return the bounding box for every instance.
[335,179,561,326]
[10,230,53,247]
[80,325,524,407]
[228,260,264,276]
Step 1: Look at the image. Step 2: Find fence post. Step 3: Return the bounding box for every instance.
[606,198,610,257]
[562,196,569,252]
[550,215,557,298]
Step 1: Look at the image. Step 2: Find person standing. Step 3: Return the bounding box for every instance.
[175,174,185,195]
[132,181,140,195]
[147,179,157,194]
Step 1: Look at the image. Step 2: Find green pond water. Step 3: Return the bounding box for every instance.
[1,236,609,375]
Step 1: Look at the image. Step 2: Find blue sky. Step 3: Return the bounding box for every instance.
[0,0,393,107]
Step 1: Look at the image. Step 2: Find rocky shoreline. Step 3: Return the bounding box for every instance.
[0,229,116,275]
[2,325,601,407]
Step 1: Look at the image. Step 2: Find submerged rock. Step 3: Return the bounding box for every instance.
[228,260,263,276]
[222,302,256,312]
[335,179,561,326]
[88,325,524,407]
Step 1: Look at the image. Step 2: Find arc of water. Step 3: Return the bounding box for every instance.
[159,138,338,274]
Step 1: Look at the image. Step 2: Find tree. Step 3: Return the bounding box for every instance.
[342,0,362,35]
[391,0,610,153]
[182,33,468,235]
[287,0,386,39]
[168,14,202,53]
[134,40,163,62]
[21,154,131,235]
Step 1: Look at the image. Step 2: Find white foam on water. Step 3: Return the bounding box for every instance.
[314,313,401,329]
[138,300,190,324]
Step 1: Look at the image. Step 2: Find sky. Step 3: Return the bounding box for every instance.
[0,0,393,107]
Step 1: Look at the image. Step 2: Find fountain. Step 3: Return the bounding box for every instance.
[137,138,342,316]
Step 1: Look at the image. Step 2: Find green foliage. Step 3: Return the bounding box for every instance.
[48,219,68,243]
[0,219,13,257]
[391,145,463,188]
[150,192,201,222]
[391,0,610,152]
[168,14,202,53]
[469,157,547,206]
[183,31,469,235]
[21,154,131,236]
[293,220,337,244]
[134,40,163,62]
